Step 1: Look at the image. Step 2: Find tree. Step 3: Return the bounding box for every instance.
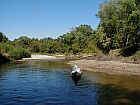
[96,0,140,56]
[0,32,8,42]
[14,36,31,49]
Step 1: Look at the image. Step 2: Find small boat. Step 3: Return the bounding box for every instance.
[71,64,82,77]
[71,65,82,85]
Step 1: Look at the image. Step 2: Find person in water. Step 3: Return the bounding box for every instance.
[72,64,81,74]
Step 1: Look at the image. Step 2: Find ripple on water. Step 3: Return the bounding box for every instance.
[1,61,140,105]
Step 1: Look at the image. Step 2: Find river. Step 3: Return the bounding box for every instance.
[0,60,140,105]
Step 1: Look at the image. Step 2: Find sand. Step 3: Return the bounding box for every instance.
[22,54,65,60]
[68,59,140,75]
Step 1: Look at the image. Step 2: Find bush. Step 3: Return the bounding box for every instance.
[8,47,31,60]
[131,51,140,61]
[0,53,10,63]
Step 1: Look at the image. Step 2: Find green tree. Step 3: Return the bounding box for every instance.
[0,32,8,42]
[57,24,96,54]
[14,36,31,49]
[97,0,140,56]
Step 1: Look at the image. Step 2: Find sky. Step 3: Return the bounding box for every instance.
[0,0,104,40]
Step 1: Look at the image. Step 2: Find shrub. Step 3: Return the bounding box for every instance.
[8,47,31,60]
[0,53,10,63]
[131,51,140,61]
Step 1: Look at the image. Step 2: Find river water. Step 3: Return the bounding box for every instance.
[0,60,140,105]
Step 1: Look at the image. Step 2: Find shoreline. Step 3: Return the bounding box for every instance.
[18,54,66,61]
[68,59,140,76]
[17,54,140,76]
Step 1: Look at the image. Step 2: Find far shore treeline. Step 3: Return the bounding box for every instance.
[0,0,140,62]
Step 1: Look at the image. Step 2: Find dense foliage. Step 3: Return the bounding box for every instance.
[12,25,99,55]
[57,25,98,54]
[96,0,140,56]
[0,33,31,61]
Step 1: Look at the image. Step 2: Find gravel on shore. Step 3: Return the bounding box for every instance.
[68,59,140,76]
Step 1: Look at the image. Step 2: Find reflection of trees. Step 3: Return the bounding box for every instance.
[0,63,11,78]
[97,84,140,105]
[0,54,10,64]
[30,61,71,70]
[72,74,81,85]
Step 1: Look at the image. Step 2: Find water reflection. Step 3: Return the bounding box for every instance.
[72,74,82,85]
[97,84,140,105]
[84,72,140,105]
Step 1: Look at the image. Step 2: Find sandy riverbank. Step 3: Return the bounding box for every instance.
[68,59,140,76]
[21,54,65,60]
[18,54,140,76]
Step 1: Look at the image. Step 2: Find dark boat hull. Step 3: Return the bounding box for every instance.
[71,72,82,80]
[71,72,81,77]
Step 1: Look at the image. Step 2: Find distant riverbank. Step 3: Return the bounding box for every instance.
[16,54,140,76]
[20,54,66,61]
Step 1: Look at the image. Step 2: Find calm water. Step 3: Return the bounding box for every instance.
[0,60,140,105]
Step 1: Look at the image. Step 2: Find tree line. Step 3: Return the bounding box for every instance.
[12,25,98,54]
[0,0,140,62]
